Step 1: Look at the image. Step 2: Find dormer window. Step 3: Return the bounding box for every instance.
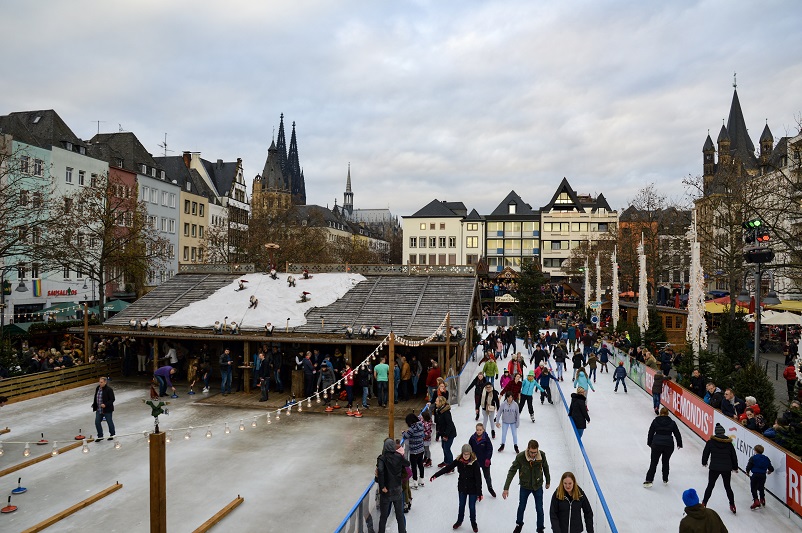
[117,158,124,168]
[160,170,166,179]
[65,142,73,151]
[508,203,517,215]
[151,168,157,178]
[140,164,147,174]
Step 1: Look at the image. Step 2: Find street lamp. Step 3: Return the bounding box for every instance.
[0,265,27,347]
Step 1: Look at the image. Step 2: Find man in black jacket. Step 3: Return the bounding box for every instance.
[377,438,409,533]
[689,369,705,398]
[721,389,745,419]
[701,423,739,513]
[257,352,270,402]
[92,377,116,441]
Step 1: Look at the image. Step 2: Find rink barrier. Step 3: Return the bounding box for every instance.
[551,362,619,533]
[334,349,476,532]
[609,346,802,520]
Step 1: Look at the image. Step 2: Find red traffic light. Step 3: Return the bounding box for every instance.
[756,232,771,243]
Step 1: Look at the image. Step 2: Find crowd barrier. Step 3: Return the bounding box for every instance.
[609,346,802,520]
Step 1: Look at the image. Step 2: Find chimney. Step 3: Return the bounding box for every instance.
[217,159,223,167]
[182,151,191,168]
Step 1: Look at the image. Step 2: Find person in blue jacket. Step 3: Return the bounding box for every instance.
[538,367,558,405]
[519,370,546,422]
[746,444,774,509]
[613,361,628,393]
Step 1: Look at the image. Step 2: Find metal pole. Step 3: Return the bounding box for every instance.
[0,269,5,349]
[83,303,90,364]
[388,331,395,440]
[753,265,761,367]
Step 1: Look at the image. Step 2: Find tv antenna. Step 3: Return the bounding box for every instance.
[91,120,106,135]
[158,133,173,157]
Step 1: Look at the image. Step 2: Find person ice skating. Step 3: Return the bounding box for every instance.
[435,396,457,466]
[573,368,595,405]
[481,356,498,387]
[538,367,557,405]
[495,391,520,453]
[571,350,584,372]
[597,343,611,373]
[644,407,683,487]
[154,365,177,397]
[503,439,551,533]
[651,370,668,414]
[501,372,523,402]
[549,471,593,533]
[679,488,728,532]
[745,444,774,509]
[469,423,495,497]
[465,371,488,421]
[92,377,115,441]
[376,438,410,533]
[420,411,434,467]
[552,344,567,381]
[568,388,590,438]
[519,370,546,422]
[613,361,628,392]
[480,383,500,439]
[586,353,598,382]
[430,443,483,532]
[701,423,739,513]
[402,413,426,489]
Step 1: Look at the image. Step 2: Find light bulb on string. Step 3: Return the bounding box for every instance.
[165,430,172,443]
[297,403,302,412]
[239,420,245,431]
[336,382,341,390]
[81,440,89,454]
[316,396,322,404]
[23,443,30,457]
[307,398,312,408]
[114,437,121,449]
[206,426,213,439]
[266,412,271,424]
[184,429,191,440]
[0,443,4,456]
[275,410,280,422]
[224,422,231,434]
[251,418,257,428]
[51,442,59,456]
[286,406,291,417]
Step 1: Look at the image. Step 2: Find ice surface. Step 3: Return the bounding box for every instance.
[159,272,366,329]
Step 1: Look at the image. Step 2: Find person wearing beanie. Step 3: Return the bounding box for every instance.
[402,413,426,489]
[643,407,683,487]
[613,361,628,393]
[679,488,728,532]
[519,370,546,423]
[537,366,558,405]
[651,370,670,415]
[430,442,483,531]
[503,439,551,533]
[376,437,410,533]
[701,423,739,514]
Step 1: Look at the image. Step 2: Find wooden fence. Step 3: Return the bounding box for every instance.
[0,360,122,403]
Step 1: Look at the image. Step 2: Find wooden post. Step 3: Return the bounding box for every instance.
[445,313,451,375]
[345,344,352,366]
[83,303,89,364]
[388,331,395,440]
[152,338,159,375]
[150,430,167,533]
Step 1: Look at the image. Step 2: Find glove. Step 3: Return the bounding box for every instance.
[430,476,435,482]
[484,459,491,467]
[478,495,483,502]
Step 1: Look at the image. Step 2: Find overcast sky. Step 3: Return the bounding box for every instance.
[3,0,801,216]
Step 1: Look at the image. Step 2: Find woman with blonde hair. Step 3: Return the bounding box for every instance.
[549,471,593,533]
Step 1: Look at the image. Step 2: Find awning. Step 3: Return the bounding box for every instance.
[103,300,131,313]
[762,311,802,325]
[766,300,802,313]
[704,302,729,314]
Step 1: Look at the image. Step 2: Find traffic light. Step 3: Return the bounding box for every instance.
[756,231,771,243]
[742,219,762,230]
[744,246,774,264]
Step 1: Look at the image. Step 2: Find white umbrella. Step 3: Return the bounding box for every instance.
[761,311,802,326]
[637,235,649,336]
[612,246,619,329]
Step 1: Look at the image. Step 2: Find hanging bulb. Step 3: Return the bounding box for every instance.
[82,440,89,454]
[239,420,245,431]
[316,396,322,404]
[307,398,312,408]
[336,383,341,390]
[275,410,280,422]
[184,429,191,440]
[206,426,213,439]
[297,403,302,413]
[251,418,257,428]
[165,430,172,443]
[23,443,30,457]
[267,412,272,424]
[51,442,59,456]
[224,422,231,434]
[114,437,121,449]
[0,443,5,456]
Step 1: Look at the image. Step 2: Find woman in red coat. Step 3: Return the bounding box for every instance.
[501,373,523,402]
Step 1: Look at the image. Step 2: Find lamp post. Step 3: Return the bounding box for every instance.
[736,267,781,366]
[1,264,29,348]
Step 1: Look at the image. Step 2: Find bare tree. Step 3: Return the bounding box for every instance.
[246,208,333,270]
[31,172,172,308]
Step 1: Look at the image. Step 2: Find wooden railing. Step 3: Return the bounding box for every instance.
[0,360,122,403]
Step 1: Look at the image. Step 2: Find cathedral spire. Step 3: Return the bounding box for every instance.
[343,163,354,215]
[288,120,305,205]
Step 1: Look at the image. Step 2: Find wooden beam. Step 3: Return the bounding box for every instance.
[0,441,82,478]
[150,431,167,533]
[0,427,9,435]
[191,496,244,533]
[20,483,122,533]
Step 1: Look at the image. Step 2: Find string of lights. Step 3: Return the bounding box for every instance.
[0,313,454,457]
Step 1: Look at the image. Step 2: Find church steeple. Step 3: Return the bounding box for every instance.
[343,163,354,215]
[725,88,756,167]
[288,121,306,205]
[759,122,773,164]
[703,132,715,181]
[276,113,290,191]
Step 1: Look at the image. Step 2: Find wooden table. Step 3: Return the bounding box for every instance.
[239,366,253,393]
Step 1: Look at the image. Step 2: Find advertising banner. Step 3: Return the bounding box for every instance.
[661,380,714,440]
[787,454,802,516]
[713,411,787,497]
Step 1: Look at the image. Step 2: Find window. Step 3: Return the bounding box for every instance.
[161,217,167,231]
[148,215,157,228]
[429,254,437,265]
[150,189,158,204]
[191,224,197,237]
[665,316,673,329]
[63,266,70,279]
[191,247,197,261]
[488,221,504,235]
[571,222,589,232]
[438,237,446,248]
[199,226,204,238]
[420,223,426,230]
[198,249,204,262]
[675,317,682,329]
[168,244,175,259]
[448,236,456,248]
[31,263,39,278]
[142,186,149,201]
[65,167,73,183]
[18,227,26,241]
[76,268,83,279]
[34,159,43,176]
[504,221,521,235]
[20,190,29,205]
[169,219,176,233]
[199,204,204,217]
[550,240,568,250]
[466,254,478,265]
[184,200,191,214]
[439,223,445,230]
[409,237,417,248]
[429,237,437,248]
[20,156,29,174]
[508,203,517,214]
[437,254,446,265]
[32,191,42,207]
[523,221,539,233]
[78,170,85,185]
[430,223,436,230]
[504,240,521,252]
[64,198,73,214]
[419,254,427,265]
[466,223,478,231]
[191,202,197,215]
[408,255,417,265]
[418,237,426,248]
[162,191,168,206]
[543,222,569,232]
[487,239,503,251]
[466,236,478,248]
[184,223,190,236]
[448,254,456,265]
[522,239,538,253]
[183,247,189,261]
[169,193,176,208]
[32,227,40,244]
[555,192,571,204]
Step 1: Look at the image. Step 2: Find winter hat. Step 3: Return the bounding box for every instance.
[528,370,535,377]
[714,423,725,437]
[461,444,472,455]
[682,488,699,507]
[618,361,624,366]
